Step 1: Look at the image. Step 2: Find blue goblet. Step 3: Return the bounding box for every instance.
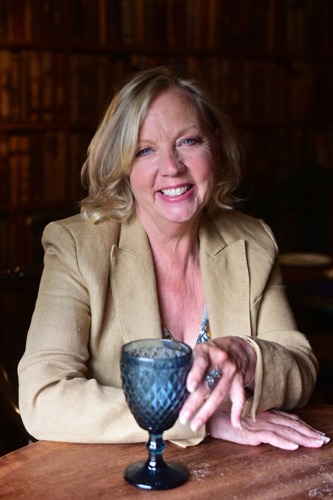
[120,338,192,490]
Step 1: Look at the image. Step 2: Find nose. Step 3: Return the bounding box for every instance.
[160,147,185,176]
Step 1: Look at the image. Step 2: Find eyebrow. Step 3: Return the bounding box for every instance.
[177,125,201,135]
[138,125,202,143]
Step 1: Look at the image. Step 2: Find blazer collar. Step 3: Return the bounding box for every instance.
[199,214,251,338]
[110,213,251,345]
[110,216,162,344]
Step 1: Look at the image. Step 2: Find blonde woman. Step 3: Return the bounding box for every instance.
[19,67,328,450]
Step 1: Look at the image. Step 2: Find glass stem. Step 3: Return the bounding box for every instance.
[146,432,166,471]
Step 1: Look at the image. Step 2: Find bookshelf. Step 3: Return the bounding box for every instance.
[0,0,332,269]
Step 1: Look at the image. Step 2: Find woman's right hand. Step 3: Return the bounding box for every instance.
[179,336,256,432]
[207,406,330,450]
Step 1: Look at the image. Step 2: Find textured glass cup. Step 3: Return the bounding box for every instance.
[120,338,192,490]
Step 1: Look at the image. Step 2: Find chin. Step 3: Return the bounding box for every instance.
[160,210,202,225]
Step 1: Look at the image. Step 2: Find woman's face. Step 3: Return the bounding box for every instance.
[130,88,217,231]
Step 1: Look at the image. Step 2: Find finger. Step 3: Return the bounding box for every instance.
[268,423,330,448]
[270,410,328,438]
[186,347,211,393]
[180,370,227,431]
[188,385,227,432]
[179,382,208,426]
[185,367,234,431]
[229,374,246,429]
[217,422,301,450]
[188,341,232,394]
[244,415,330,448]
[244,429,301,450]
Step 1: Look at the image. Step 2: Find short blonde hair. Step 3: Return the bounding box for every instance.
[80,66,242,223]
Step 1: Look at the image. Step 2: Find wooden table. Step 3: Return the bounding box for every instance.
[0,406,332,499]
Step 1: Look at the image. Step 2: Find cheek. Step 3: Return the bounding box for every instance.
[130,166,144,188]
[129,170,143,198]
[130,166,156,205]
[200,155,216,187]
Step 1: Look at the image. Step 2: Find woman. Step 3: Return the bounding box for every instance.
[18,66,329,450]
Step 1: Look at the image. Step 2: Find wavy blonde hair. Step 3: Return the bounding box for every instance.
[80,66,242,223]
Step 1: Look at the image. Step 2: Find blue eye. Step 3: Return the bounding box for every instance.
[181,138,198,146]
[136,147,152,157]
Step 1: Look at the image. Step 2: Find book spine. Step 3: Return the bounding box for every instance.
[41,51,54,122]
[0,51,11,122]
[28,51,42,123]
[0,132,10,205]
[43,132,67,203]
[54,53,66,122]
[8,135,23,205]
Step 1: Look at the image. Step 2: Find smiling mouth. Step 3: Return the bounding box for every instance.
[160,185,192,197]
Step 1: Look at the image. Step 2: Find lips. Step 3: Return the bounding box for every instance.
[159,184,192,197]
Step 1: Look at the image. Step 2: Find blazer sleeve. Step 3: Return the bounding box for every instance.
[18,220,204,445]
[241,221,319,418]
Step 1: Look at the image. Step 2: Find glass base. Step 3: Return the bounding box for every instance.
[124,460,189,490]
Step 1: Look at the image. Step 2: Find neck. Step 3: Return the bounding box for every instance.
[136,211,202,264]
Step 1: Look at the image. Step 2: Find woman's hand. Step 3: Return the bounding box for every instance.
[207,406,330,450]
[179,336,257,432]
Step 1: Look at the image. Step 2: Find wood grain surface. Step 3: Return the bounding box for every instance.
[0,406,332,499]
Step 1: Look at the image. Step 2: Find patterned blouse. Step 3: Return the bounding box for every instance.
[162,306,211,344]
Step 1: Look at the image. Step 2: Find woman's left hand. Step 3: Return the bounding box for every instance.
[207,406,330,450]
[179,336,257,432]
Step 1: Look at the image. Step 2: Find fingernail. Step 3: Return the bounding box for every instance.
[191,419,203,432]
[322,436,330,444]
[288,443,299,450]
[179,411,191,426]
[314,437,330,445]
[188,381,198,393]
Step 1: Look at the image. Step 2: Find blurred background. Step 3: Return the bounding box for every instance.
[0,0,332,455]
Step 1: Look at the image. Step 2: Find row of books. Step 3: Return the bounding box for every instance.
[0,50,125,124]
[0,0,64,46]
[0,0,332,54]
[1,50,330,125]
[126,54,330,124]
[0,50,66,123]
[0,131,89,207]
[176,57,321,124]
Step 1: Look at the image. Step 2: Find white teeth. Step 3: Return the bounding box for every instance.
[161,186,189,196]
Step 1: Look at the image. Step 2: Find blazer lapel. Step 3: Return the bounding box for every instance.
[199,216,251,339]
[110,216,162,344]
[111,213,251,345]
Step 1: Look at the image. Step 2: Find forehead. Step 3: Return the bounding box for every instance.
[138,89,201,138]
[146,88,198,119]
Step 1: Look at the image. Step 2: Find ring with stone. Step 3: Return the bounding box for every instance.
[205,368,222,392]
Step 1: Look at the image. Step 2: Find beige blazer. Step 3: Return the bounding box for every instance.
[18,210,318,445]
